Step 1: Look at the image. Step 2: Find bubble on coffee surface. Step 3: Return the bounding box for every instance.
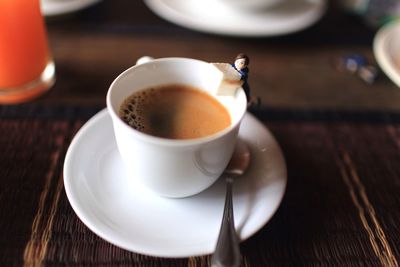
[119,88,156,131]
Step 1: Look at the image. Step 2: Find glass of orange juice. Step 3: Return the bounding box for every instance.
[0,0,55,104]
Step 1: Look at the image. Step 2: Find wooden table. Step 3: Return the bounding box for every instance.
[1,1,400,266]
[40,1,400,110]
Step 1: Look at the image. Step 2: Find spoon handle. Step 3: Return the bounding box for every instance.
[211,178,241,267]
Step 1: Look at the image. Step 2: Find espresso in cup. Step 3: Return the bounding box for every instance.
[119,83,231,139]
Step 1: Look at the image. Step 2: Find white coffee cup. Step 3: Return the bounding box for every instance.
[107,58,247,198]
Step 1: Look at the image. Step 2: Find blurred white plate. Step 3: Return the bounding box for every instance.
[144,0,327,37]
[374,21,400,88]
[64,109,287,257]
[41,0,102,17]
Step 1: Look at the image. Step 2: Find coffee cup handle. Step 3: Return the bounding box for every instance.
[136,56,154,65]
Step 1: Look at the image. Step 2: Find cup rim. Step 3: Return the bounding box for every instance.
[106,57,247,147]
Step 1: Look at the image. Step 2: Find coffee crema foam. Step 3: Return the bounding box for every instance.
[119,84,231,139]
[119,88,155,132]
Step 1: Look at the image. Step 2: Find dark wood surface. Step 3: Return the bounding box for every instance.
[2,1,400,267]
[38,0,400,110]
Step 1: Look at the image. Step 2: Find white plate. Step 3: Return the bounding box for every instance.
[41,0,102,17]
[144,0,327,37]
[374,21,400,88]
[63,109,287,257]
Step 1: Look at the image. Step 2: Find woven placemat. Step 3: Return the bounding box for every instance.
[0,105,399,267]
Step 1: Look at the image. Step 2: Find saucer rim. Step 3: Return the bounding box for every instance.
[63,109,287,257]
[144,0,328,37]
[41,0,102,17]
[373,21,400,88]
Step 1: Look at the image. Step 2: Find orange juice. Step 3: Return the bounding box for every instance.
[0,0,55,103]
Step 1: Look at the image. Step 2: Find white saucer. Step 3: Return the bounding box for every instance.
[41,0,102,17]
[144,0,327,37]
[374,21,400,88]
[63,109,287,257]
